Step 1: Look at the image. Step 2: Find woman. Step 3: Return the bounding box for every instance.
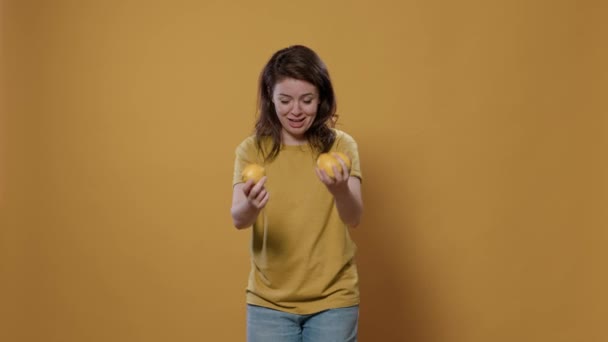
[231,45,363,342]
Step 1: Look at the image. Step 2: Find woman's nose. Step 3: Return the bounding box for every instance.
[291,102,302,115]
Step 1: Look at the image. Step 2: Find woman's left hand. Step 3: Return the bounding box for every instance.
[315,153,350,197]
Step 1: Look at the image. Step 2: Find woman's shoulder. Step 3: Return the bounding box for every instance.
[235,135,256,154]
[332,128,358,146]
[236,135,256,148]
[235,135,272,160]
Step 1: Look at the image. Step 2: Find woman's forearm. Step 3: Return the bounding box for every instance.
[231,180,269,229]
[333,178,363,228]
[231,200,260,229]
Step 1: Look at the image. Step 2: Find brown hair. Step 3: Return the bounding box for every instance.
[255,45,337,162]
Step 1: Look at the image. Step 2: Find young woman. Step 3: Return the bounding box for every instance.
[231,45,363,342]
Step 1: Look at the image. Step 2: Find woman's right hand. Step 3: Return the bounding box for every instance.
[231,176,269,229]
[242,176,270,210]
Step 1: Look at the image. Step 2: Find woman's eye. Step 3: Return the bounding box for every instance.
[280,100,290,104]
[303,100,312,104]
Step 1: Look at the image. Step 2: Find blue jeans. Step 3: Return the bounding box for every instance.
[247,304,359,342]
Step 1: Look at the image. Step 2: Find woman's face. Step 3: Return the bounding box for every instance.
[272,78,319,145]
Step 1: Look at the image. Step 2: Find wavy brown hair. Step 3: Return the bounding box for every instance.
[255,45,337,162]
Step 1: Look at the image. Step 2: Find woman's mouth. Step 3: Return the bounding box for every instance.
[288,117,306,128]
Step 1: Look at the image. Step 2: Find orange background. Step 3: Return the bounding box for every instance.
[2,1,607,341]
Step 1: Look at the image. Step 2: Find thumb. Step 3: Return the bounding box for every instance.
[242,179,255,195]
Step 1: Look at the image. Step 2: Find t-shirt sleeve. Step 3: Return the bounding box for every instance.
[232,136,259,186]
[334,131,363,181]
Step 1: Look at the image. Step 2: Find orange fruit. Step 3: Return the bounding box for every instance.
[317,152,351,179]
[334,152,352,170]
[241,164,265,183]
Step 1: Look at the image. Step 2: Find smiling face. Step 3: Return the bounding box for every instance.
[272,78,319,145]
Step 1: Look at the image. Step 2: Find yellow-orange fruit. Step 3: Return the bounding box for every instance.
[241,164,265,183]
[317,152,351,179]
[333,152,352,170]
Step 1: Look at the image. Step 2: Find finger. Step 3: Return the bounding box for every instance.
[247,182,263,201]
[255,189,267,202]
[317,167,333,185]
[259,192,270,207]
[248,180,265,200]
[251,176,267,193]
[242,179,255,195]
[314,168,323,181]
[319,169,336,185]
[335,156,349,179]
[331,165,342,182]
[331,153,350,180]
[248,188,260,202]
[315,167,326,183]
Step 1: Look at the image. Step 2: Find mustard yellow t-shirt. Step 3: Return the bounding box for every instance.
[232,129,362,315]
